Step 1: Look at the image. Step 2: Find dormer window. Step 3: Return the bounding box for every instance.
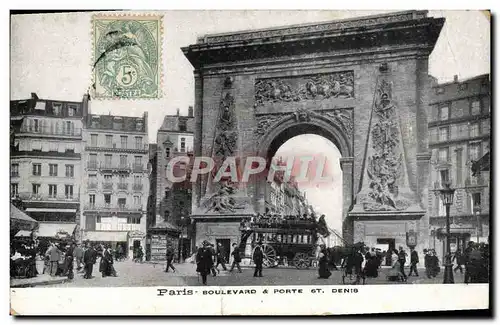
[52,103,62,115]
[68,104,78,117]
[179,118,187,132]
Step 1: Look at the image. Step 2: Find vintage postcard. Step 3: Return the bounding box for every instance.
[9,9,490,316]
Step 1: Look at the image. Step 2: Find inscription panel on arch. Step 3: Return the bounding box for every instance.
[254,70,354,107]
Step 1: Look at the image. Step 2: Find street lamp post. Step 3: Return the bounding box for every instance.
[474,205,481,244]
[436,181,455,284]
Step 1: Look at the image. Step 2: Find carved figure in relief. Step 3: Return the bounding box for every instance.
[205,182,237,213]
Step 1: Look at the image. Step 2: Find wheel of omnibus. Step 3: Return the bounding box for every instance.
[293,253,309,269]
[261,244,278,268]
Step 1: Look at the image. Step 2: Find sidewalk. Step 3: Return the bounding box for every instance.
[11,274,68,288]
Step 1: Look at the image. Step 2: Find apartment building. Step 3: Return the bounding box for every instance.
[10,93,87,241]
[81,112,149,259]
[428,74,490,259]
[149,108,194,262]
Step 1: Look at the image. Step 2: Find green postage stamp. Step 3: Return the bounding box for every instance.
[92,14,163,99]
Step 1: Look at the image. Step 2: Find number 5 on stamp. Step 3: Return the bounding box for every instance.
[92,14,163,99]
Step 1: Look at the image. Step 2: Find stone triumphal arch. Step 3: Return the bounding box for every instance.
[182,11,444,254]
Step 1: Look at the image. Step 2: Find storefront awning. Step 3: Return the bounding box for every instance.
[26,208,77,213]
[36,223,77,238]
[83,231,128,242]
[15,230,32,237]
[10,204,38,226]
[472,152,490,176]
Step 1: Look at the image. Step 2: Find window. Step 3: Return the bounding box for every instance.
[96,216,101,224]
[438,104,449,121]
[34,119,40,132]
[65,121,73,135]
[120,136,128,149]
[165,147,170,158]
[118,198,126,208]
[120,155,127,167]
[469,142,481,162]
[164,190,170,199]
[136,120,143,131]
[439,169,449,185]
[68,105,76,117]
[134,156,141,166]
[52,103,62,115]
[471,99,481,115]
[469,123,480,137]
[11,164,19,177]
[179,119,187,131]
[119,174,127,184]
[65,185,74,199]
[135,137,142,149]
[472,192,482,211]
[32,183,40,195]
[89,174,97,187]
[49,164,58,176]
[104,174,112,183]
[65,144,75,153]
[164,210,170,221]
[105,135,113,147]
[89,154,97,163]
[133,195,140,206]
[180,137,186,152]
[49,141,58,152]
[438,148,449,162]
[32,163,41,176]
[438,127,449,141]
[65,165,74,177]
[90,134,98,147]
[49,184,57,198]
[104,194,111,204]
[89,194,96,206]
[104,154,112,167]
[32,140,41,152]
[127,216,140,224]
[11,183,18,197]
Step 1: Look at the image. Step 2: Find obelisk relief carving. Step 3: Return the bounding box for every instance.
[355,77,419,212]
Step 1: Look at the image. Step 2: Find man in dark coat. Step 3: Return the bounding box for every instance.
[64,243,75,280]
[398,246,407,281]
[408,247,419,277]
[83,244,97,279]
[215,242,227,272]
[424,249,432,278]
[196,241,213,285]
[165,244,176,273]
[253,244,263,277]
[229,243,242,273]
[453,249,465,274]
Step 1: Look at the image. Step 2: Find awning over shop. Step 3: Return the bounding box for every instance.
[15,230,32,237]
[26,208,77,213]
[10,204,38,225]
[437,227,476,235]
[83,231,128,242]
[36,223,77,238]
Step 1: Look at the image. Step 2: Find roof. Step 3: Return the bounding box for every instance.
[10,204,38,224]
[472,152,490,175]
[158,114,194,133]
[87,113,147,132]
[11,95,84,117]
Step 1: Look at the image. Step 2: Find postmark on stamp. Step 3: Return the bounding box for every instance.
[92,14,162,99]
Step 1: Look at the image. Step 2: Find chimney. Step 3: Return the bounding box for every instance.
[454,75,459,83]
[31,93,38,100]
[176,108,180,116]
[188,106,193,117]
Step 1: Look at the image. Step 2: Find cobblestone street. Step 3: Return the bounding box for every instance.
[42,260,466,287]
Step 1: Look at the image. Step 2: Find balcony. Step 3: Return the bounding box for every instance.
[96,223,141,231]
[465,175,486,187]
[133,183,143,191]
[88,182,98,189]
[132,164,144,172]
[19,125,82,137]
[103,183,113,190]
[18,192,79,202]
[84,204,142,212]
[117,183,128,190]
[99,163,131,173]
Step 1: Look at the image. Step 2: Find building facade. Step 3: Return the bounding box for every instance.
[427,74,490,260]
[149,108,194,261]
[10,93,87,242]
[80,112,150,259]
[265,171,309,216]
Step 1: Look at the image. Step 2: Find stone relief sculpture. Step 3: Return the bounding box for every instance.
[204,181,238,213]
[357,79,414,211]
[254,71,354,106]
[213,91,238,160]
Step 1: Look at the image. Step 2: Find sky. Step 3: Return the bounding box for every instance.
[10,10,490,234]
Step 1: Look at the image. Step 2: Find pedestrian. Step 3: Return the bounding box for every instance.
[388,249,405,282]
[423,249,432,278]
[65,243,75,280]
[196,241,213,285]
[209,244,217,277]
[229,243,242,273]
[136,245,144,263]
[165,243,176,273]
[253,243,263,277]
[408,247,419,277]
[430,249,440,277]
[398,246,408,281]
[83,244,97,279]
[363,247,378,278]
[104,245,118,277]
[317,245,331,279]
[453,249,465,274]
[45,242,61,277]
[215,242,227,272]
[74,243,84,272]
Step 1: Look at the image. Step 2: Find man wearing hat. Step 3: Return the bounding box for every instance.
[196,241,213,285]
[229,243,242,273]
[253,242,264,277]
[165,243,176,273]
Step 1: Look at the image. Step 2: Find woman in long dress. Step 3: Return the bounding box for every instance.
[388,249,405,282]
[317,248,332,279]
